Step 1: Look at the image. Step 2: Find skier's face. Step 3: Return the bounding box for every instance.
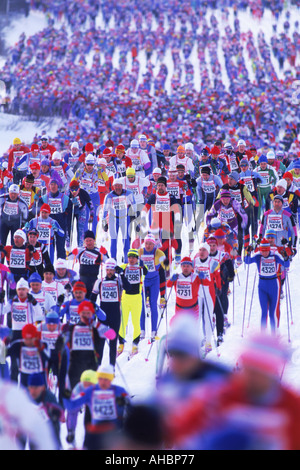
[128,256,138,265]
[260,162,267,170]
[98,377,112,390]
[168,172,177,181]
[177,170,185,179]
[30,282,41,293]
[73,290,86,301]
[276,185,285,195]
[228,177,237,187]
[41,210,49,219]
[17,288,28,300]
[144,241,155,252]
[46,324,58,332]
[28,233,38,245]
[201,173,210,181]
[9,192,18,201]
[44,272,54,283]
[14,236,24,247]
[56,268,67,278]
[221,196,231,206]
[181,263,193,276]
[208,241,217,253]
[199,248,209,260]
[157,183,166,194]
[113,184,123,195]
[273,200,283,212]
[106,268,115,278]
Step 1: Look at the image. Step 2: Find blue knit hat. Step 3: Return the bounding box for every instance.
[259,155,268,164]
[27,373,46,387]
[28,272,42,284]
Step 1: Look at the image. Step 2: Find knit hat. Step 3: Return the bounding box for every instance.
[283,172,293,181]
[85,154,95,165]
[28,272,42,284]
[55,258,67,269]
[9,184,20,194]
[25,173,35,183]
[73,281,87,292]
[30,162,40,170]
[220,189,231,198]
[17,277,29,289]
[144,233,156,244]
[168,315,202,358]
[229,171,240,182]
[52,151,62,160]
[214,229,226,238]
[46,310,60,324]
[44,264,55,274]
[240,158,249,166]
[97,364,115,381]
[22,323,38,339]
[14,229,27,242]
[70,179,80,189]
[238,333,289,378]
[157,176,167,186]
[105,258,117,270]
[40,203,51,213]
[201,166,211,174]
[276,179,287,190]
[126,167,136,176]
[199,242,210,252]
[273,194,284,203]
[152,168,162,175]
[80,370,98,384]
[84,230,95,240]
[237,139,246,146]
[180,256,193,266]
[85,143,94,152]
[127,248,139,258]
[265,229,276,238]
[259,155,268,164]
[259,238,270,251]
[27,373,46,387]
[78,300,95,315]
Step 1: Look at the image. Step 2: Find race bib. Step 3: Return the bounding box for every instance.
[80,250,99,265]
[202,180,216,193]
[91,390,117,421]
[12,302,29,330]
[176,280,192,299]
[267,214,283,231]
[3,201,19,215]
[41,330,59,350]
[112,196,127,211]
[141,254,155,272]
[20,347,43,374]
[167,182,180,199]
[72,326,94,351]
[242,177,255,193]
[10,249,26,268]
[260,257,277,277]
[49,197,62,214]
[219,206,235,222]
[155,194,170,212]
[125,266,141,284]
[100,281,119,302]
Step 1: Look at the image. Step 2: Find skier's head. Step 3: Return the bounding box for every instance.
[105,259,117,277]
[198,242,210,261]
[22,323,39,347]
[80,369,98,388]
[8,184,20,201]
[73,281,87,301]
[78,300,95,325]
[84,230,95,249]
[40,203,51,219]
[220,189,231,206]
[13,229,26,247]
[180,256,194,275]
[127,249,139,265]
[27,373,46,400]
[156,176,167,194]
[28,272,42,294]
[207,235,218,253]
[55,258,68,278]
[69,179,80,195]
[144,234,157,252]
[43,264,55,283]
[126,167,136,181]
[200,166,211,181]
[176,164,185,179]
[168,167,177,181]
[259,239,271,257]
[276,179,287,195]
[27,227,39,246]
[228,172,239,186]
[152,168,162,181]
[97,364,115,388]
[272,194,283,212]
[113,178,124,195]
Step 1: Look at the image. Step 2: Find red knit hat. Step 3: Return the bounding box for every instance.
[214,229,226,238]
[22,323,38,339]
[40,203,51,214]
[181,256,193,266]
[31,143,39,151]
[73,281,87,292]
[259,238,270,251]
[85,142,94,152]
[78,300,95,314]
[283,171,293,181]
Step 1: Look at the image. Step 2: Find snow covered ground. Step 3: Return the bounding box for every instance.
[0,4,300,450]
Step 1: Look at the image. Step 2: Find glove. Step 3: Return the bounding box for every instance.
[33,193,39,202]
[27,293,37,306]
[281,238,288,246]
[64,283,72,292]
[88,216,93,223]
[102,220,108,232]
[57,294,65,306]
[63,389,72,399]
[72,198,79,206]
[115,266,123,274]
[0,291,5,304]
[198,271,207,280]
[27,244,35,253]
[245,245,253,253]
[98,324,117,340]
[136,224,140,233]
[170,273,179,282]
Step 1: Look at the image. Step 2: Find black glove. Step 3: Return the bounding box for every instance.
[115,266,124,274]
[0,291,5,304]
[27,244,35,253]
[281,238,288,246]
[63,389,72,399]
[64,283,72,292]
[136,224,140,233]
[245,245,253,253]
[103,222,108,232]
[57,294,65,306]
[55,335,65,352]
[27,293,37,306]
[190,178,197,188]
[115,395,126,406]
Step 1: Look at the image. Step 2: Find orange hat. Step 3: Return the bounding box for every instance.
[283,172,293,181]
[177,145,185,153]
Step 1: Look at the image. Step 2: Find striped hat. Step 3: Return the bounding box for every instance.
[127,248,139,258]
[181,256,193,266]
[265,229,276,238]
[259,238,270,251]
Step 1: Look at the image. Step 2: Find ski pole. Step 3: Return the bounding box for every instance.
[241,260,250,337]
[286,271,294,325]
[145,284,173,362]
[284,271,291,343]
[247,269,257,329]
[200,280,220,357]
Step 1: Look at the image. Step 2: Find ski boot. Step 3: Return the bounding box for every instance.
[117,344,124,356]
